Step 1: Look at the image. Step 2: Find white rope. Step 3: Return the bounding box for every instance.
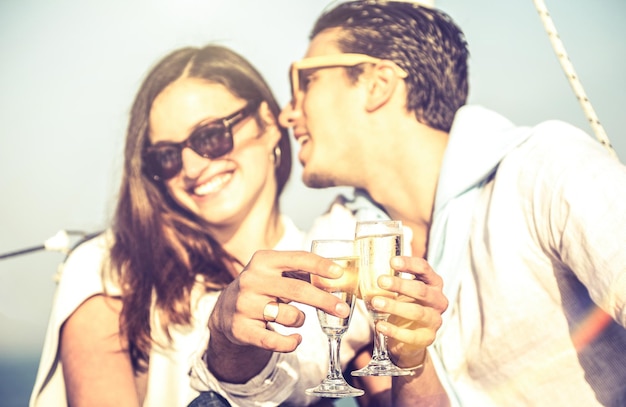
[532,0,618,159]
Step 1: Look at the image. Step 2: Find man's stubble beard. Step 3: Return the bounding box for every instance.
[302,170,337,189]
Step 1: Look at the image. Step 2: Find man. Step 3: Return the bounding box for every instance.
[279,1,626,406]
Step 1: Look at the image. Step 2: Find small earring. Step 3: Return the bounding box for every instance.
[272,145,282,168]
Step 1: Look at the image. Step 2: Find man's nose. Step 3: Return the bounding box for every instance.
[278,101,298,129]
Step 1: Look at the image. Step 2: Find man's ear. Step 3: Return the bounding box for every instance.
[365,61,403,112]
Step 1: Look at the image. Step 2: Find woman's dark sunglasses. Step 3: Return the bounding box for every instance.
[143,101,260,181]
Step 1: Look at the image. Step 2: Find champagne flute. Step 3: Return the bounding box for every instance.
[306,239,364,398]
[351,220,412,377]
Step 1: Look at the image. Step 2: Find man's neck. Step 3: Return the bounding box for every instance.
[367,124,448,258]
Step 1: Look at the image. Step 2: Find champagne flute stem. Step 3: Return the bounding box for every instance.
[372,330,390,362]
[327,334,343,380]
[370,312,391,362]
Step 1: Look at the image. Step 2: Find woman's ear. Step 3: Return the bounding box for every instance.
[258,101,277,127]
[258,101,281,145]
[365,61,403,112]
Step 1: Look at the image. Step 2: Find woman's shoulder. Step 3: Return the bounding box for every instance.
[55,229,118,294]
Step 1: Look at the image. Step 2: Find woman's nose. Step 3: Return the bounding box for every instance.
[180,147,210,179]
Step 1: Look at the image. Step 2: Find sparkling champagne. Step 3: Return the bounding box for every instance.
[351,221,410,377]
[311,256,359,335]
[356,233,402,318]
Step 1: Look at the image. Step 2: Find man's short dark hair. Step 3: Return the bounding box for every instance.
[311,0,469,132]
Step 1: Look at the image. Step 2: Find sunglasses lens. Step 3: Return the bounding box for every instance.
[190,124,233,159]
[145,146,182,180]
[144,104,248,181]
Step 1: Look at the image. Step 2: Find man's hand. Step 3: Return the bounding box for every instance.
[369,256,448,368]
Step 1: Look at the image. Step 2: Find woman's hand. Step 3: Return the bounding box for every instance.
[206,249,352,382]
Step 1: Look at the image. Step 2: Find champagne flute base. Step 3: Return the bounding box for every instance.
[351,360,413,377]
[305,379,365,398]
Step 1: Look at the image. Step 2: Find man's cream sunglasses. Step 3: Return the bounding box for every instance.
[289,53,408,104]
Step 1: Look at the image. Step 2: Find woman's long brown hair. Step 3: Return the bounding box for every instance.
[108,45,292,371]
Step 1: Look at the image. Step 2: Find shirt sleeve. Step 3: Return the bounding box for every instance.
[188,305,328,406]
[189,344,307,406]
[525,122,626,326]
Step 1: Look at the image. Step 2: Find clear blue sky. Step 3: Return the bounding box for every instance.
[1,0,624,358]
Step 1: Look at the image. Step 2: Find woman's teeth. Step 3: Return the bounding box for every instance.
[194,173,232,196]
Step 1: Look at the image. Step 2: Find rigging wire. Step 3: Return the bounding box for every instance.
[0,230,99,260]
[532,0,618,160]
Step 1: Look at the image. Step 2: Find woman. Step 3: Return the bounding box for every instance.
[29,44,369,407]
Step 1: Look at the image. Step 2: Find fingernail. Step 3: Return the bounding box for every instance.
[329,264,343,276]
[390,257,403,268]
[379,276,392,288]
[372,297,386,309]
[336,302,350,316]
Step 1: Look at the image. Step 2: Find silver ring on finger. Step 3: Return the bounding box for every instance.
[262,301,280,323]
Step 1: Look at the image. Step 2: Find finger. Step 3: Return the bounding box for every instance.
[236,324,303,353]
[370,294,442,330]
[249,250,344,280]
[241,253,352,318]
[376,310,440,348]
[379,321,437,349]
[260,301,306,328]
[240,272,351,319]
[391,256,444,288]
[259,332,302,353]
[214,295,307,350]
[378,275,447,313]
[369,292,443,350]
